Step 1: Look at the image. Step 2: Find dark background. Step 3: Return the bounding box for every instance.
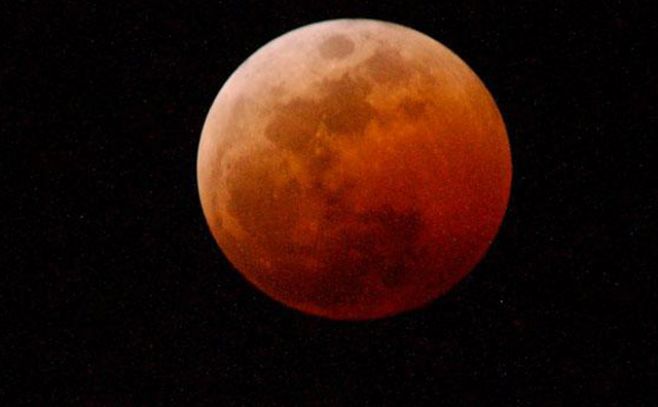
[4,0,656,405]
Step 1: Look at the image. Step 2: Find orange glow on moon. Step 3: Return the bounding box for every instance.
[197,19,512,320]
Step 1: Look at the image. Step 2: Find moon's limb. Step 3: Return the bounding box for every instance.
[197,19,512,320]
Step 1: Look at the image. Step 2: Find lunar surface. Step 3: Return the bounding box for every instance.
[197,19,512,320]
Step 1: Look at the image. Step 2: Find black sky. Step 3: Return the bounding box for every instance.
[4,0,656,405]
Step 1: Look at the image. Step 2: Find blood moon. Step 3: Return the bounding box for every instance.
[197,19,511,320]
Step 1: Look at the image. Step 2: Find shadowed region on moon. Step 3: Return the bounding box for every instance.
[362,47,413,85]
[319,35,355,59]
[197,19,512,320]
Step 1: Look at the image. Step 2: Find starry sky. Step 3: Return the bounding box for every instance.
[5,0,655,404]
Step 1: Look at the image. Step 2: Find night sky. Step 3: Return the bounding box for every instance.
[5,0,656,405]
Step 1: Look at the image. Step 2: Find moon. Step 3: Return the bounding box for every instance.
[197,19,512,320]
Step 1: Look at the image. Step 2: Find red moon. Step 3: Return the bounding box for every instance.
[197,19,512,320]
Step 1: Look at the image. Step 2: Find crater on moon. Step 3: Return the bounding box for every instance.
[197,19,512,320]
